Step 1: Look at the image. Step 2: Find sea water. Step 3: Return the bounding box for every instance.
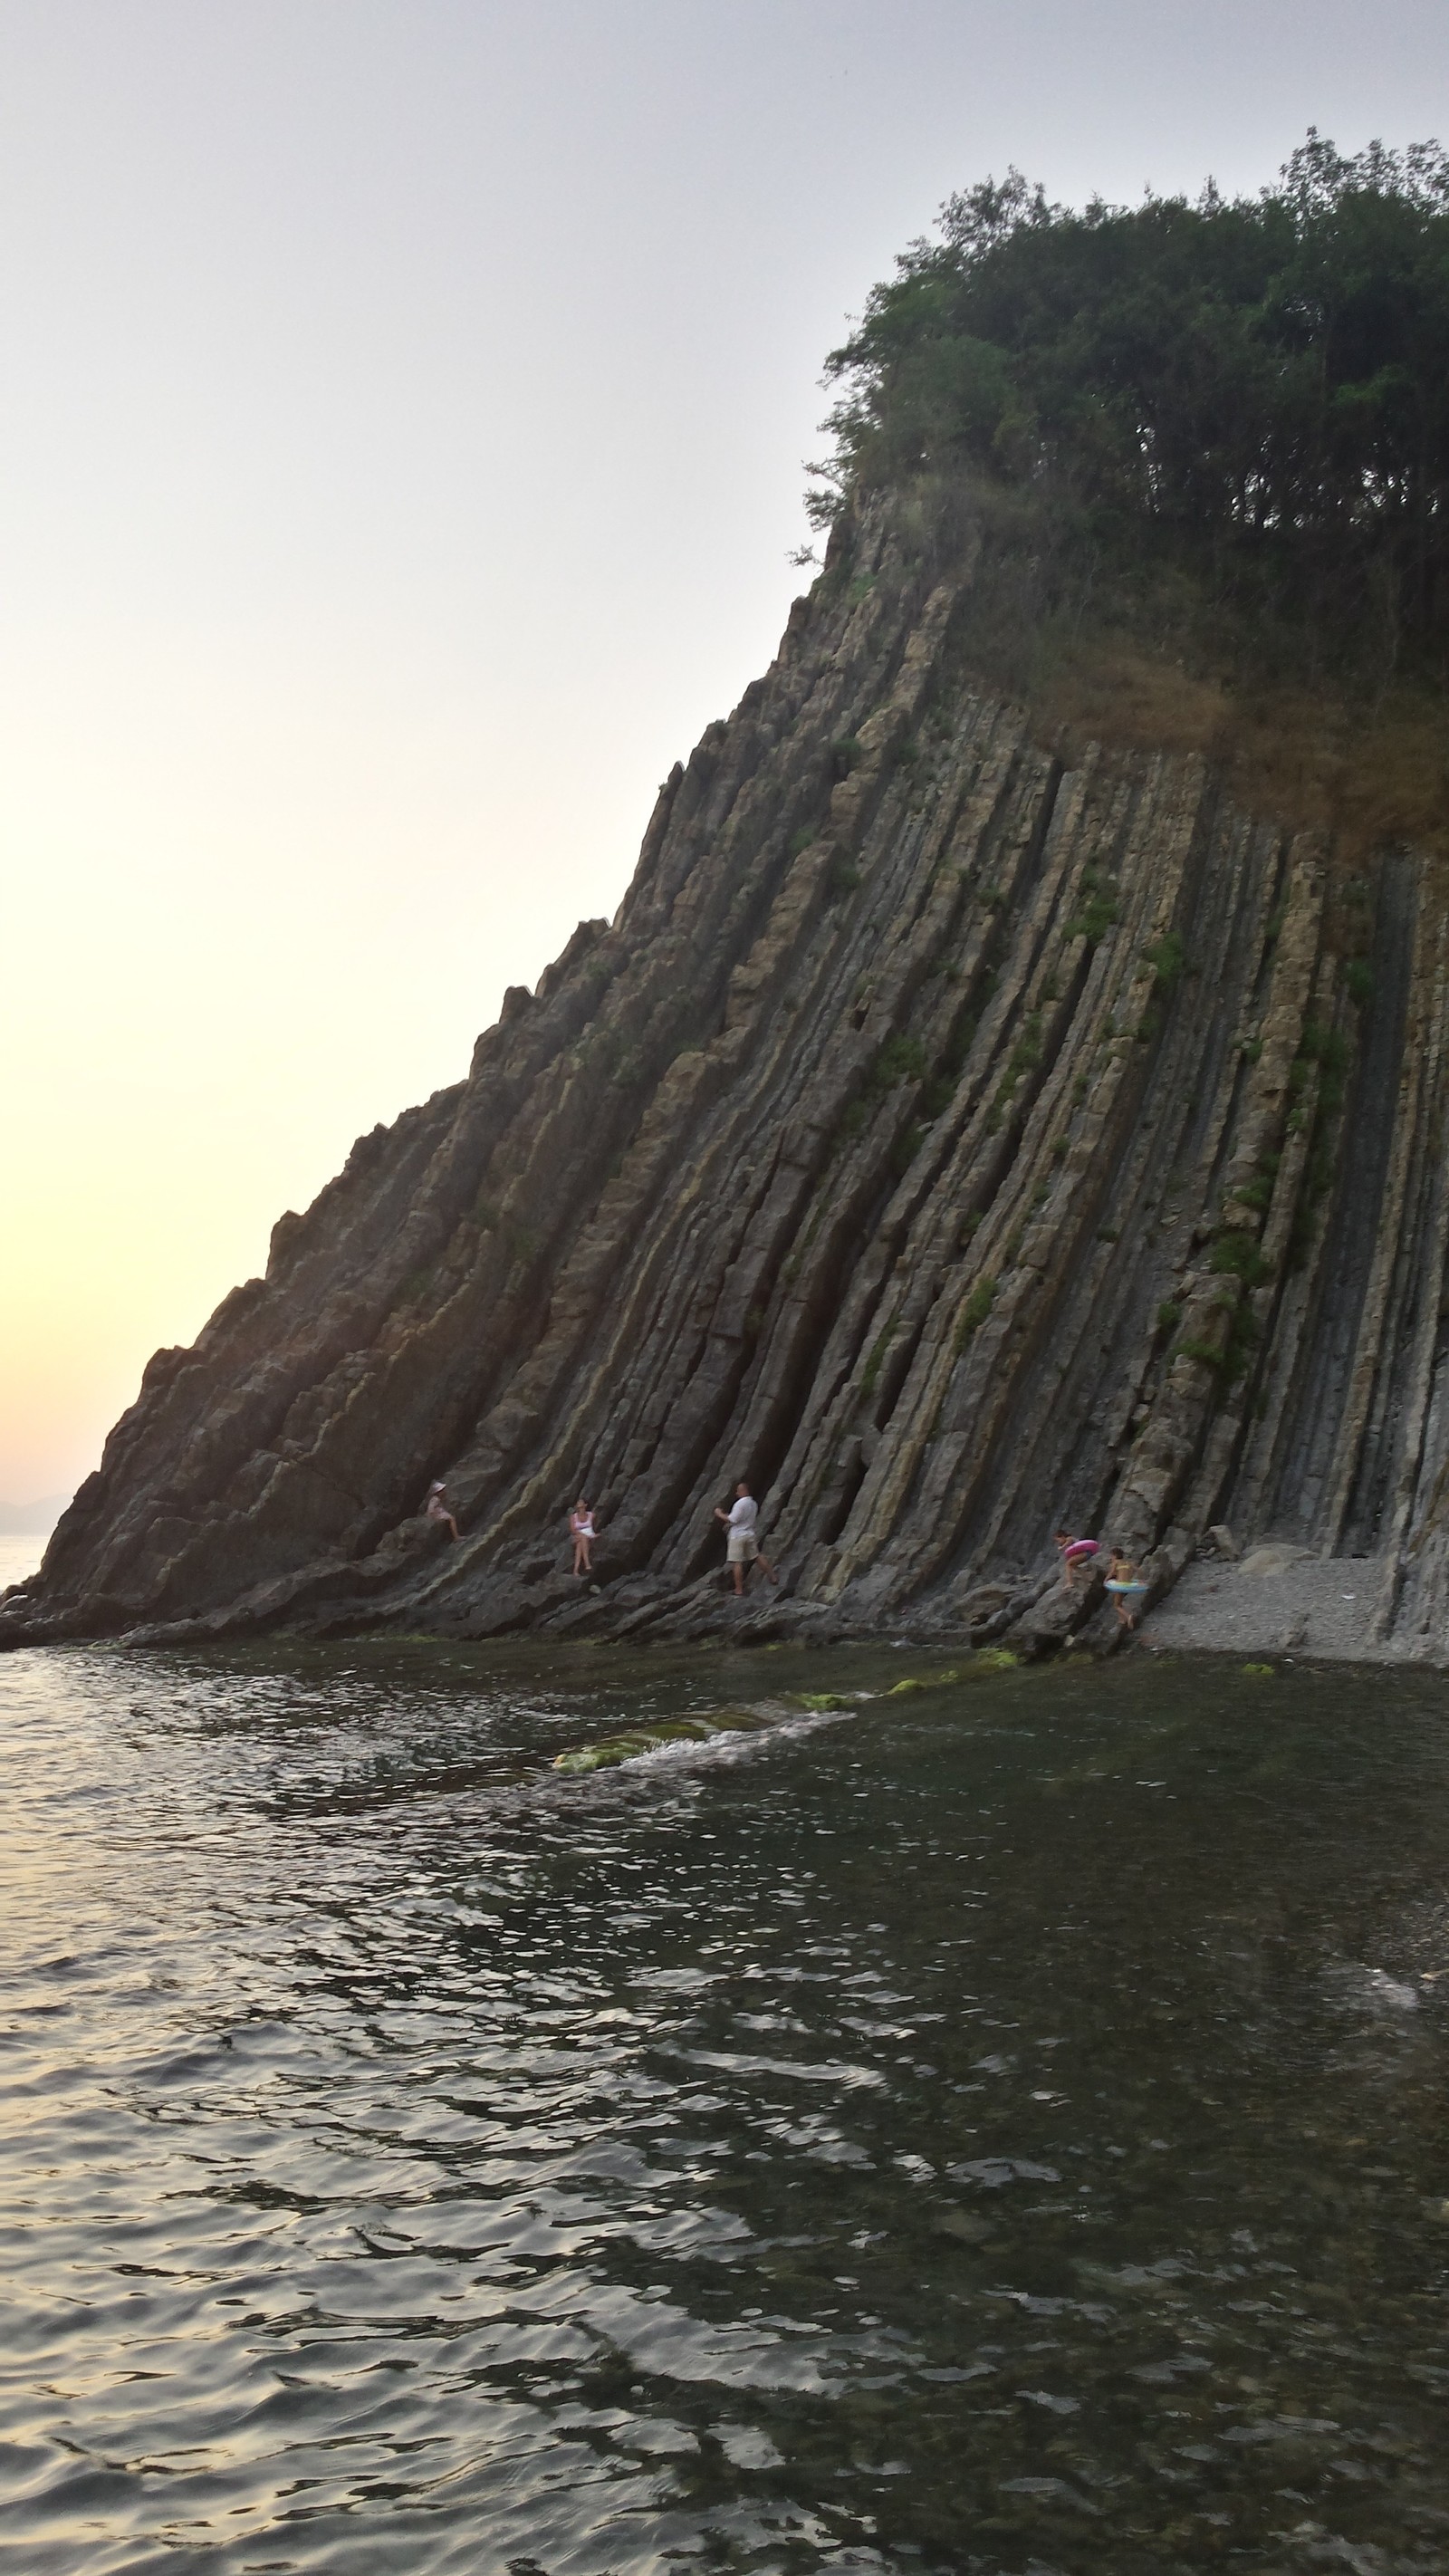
[1,1618,1446,2573]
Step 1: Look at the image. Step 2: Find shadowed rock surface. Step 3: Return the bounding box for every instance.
[8,495,1449,1658]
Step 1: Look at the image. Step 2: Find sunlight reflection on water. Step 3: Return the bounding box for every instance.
[0,1533,48,1591]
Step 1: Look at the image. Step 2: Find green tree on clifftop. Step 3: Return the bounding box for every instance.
[812,134,1449,678]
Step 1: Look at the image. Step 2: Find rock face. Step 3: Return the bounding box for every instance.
[8,494,1449,1657]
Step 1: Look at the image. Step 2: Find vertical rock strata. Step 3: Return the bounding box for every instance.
[7,497,1449,1656]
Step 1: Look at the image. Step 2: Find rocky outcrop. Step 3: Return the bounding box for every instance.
[7,493,1449,1658]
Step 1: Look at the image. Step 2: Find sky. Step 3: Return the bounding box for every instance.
[2,0,1445,1504]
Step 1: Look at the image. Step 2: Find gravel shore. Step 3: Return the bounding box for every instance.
[1142,1546,1406,1661]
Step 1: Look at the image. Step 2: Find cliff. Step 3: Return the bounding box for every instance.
[8,491,1449,1659]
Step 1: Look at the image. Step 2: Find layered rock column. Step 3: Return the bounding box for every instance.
[7,493,1449,1657]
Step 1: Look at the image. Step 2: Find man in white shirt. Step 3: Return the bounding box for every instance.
[715,1482,779,1597]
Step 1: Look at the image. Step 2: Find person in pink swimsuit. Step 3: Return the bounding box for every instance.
[1054,1530,1099,1591]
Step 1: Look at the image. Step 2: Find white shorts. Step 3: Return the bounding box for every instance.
[726,1531,758,1564]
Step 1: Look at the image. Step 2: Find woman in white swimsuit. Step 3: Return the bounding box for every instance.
[570,1498,596,1576]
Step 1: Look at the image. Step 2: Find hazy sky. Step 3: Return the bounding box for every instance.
[3,0,1445,1500]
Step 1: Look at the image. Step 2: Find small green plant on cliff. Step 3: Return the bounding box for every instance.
[1305,1139,1337,1204]
[1209,1229,1274,1287]
[1222,1302,1262,1385]
[1002,1014,1043,1091]
[1144,929,1189,991]
[869,1033,928,1091]
[1298,1019,1350,1117]
[1182,1279,1263,1389]
[1066,889,1119,946]
[831,735,863,775]
[788,823,819,857]
[1345,958,1375,1006]
[1298,1020,1348,1071]
[954,1274,998,1352]
[1156,1299,1182,1334]
[1176,1334,1226,1373]
[826,856,862,900]
[860,1319,899,1398]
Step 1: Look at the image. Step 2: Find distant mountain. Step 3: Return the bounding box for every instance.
[0,1495,70,1535]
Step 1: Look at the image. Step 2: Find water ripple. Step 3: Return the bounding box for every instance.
[2,1637,1448,2571]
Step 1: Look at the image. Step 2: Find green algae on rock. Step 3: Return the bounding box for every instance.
[552,1706,777,1773]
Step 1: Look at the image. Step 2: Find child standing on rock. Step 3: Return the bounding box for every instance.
[1105,1548,1147,1629]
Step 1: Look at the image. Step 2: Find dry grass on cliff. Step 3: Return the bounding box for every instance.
[1038,645,1449,870]
[908,471,1449,871]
